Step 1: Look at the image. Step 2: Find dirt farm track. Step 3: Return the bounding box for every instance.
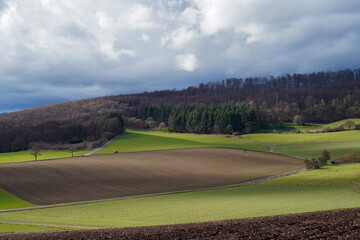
[0,148,303,205]
[2,208,360,239]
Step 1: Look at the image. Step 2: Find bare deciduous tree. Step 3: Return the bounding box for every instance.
[30,143,41,161]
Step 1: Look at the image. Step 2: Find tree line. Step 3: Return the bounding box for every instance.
[1,68,360,153]
[0,112,124,153]
[168,104,256,134]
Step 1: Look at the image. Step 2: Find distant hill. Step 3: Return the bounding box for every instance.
[0,68,359,153]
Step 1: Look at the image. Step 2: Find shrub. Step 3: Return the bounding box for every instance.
[225,124,234,135]
[158,122,166,129]
[355,124,360,130]
[304,157,320,170]
[344,149,360,163]
[293,115,305,127]
[334,156,345,164]
[343,120,355,130]
[318,149,330,166]
[322,127,331,133]
[331,125,344,132]
[232,131,241,136]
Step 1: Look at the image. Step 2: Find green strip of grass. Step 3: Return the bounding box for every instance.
[261,164,360,185]
[241,130,360,145]
[320,119,360,130]
[96,129,267,154]
[0,150,91,164]
[0,189,34,210]
[257,119,360,133]
[0,223,73,233]
[0,185,359,228]
[275,142,360,159]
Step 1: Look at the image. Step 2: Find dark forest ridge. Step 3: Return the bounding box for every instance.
[0,68,360,153]
[1,68,359,123]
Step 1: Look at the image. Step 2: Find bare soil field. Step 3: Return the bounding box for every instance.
[0,148,302,205]
[2,208,360,239]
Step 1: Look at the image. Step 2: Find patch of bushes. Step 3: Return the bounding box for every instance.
[304,149,330,170]
[334,149,360,164]
[316,125,345,133]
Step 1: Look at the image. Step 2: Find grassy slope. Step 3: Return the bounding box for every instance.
[0,189,34,210]
[275,142,360,159]
[0,185,358,228]
[261,164,360,185]
[321,119,360,129]
[241,130,360,145]
[0,223,72,233]
[1,123,359,232]
[0,150,90,164]
[257,118,360,133]
[96,129,267,154]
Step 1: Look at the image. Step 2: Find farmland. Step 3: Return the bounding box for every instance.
[241,130,360,145]
[0,185,358,229]
[4,208,360,239]
[0,150,91,164]
[0,223,71,233]
[0,123,359,235]
[95,129,267,154]
[257,118,360,133]
[94,129,360,161]
[260,163,360,185]
[275,141,360,159]
[0,189,34,210]
[0,148,302,205]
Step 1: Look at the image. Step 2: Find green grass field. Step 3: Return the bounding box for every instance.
[1,121,359,233]
[0,185,358,228]
[320,119,360,130]
[0,150,91,164]
[261,164,360,185]
[257,118,360,133]
[0,223,72,233]
[275,142,360,159]
[0,189,34,210]
[256,122,322,133]
[95,129,267,154]
[241,130,360,145]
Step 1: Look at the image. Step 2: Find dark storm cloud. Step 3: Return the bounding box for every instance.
[0,0,360,112]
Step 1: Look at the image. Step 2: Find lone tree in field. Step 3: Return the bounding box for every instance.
[30,143,41,161]
[343,120,355,130]
[318,149,331,166]
[293,115,305,127]
[69,146,76,157]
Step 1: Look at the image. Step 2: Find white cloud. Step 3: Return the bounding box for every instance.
[161,27,196,50]
[140,33,150,42]
[100,44,136,60]
[0,0,360,112]
[176,54,198,72]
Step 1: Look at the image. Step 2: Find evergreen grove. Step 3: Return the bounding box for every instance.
[167,104,256,134]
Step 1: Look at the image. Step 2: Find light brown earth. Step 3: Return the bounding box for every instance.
[0,148,303,205]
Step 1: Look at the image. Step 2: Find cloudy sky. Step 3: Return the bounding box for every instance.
[0,0,360,113]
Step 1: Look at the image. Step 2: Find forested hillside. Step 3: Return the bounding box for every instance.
[0,68,360,153]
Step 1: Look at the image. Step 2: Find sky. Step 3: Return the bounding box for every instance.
[0,0,360,113]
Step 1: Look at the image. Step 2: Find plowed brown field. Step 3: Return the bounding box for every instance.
[0,148,302,205]
[1,208,360,239]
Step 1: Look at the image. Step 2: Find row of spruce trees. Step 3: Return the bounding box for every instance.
[168,104,256,134]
